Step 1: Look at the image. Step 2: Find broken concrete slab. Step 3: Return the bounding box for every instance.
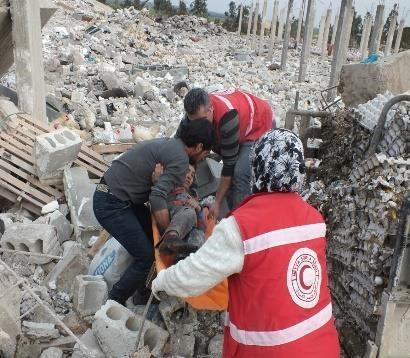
[0,264,21,358]
[43,244,88,294]
[93,300,168,358]
[73,275,107,317]
[171,333,196,357]
[339,50,410,107]
[33,129,82,184]
[22,321,60,341]
[72,329,105,358]
[63,167,102,244]
[0,223,60,264]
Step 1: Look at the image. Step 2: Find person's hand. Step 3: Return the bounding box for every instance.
[151,271,168,301]
[152,163,164,184]
[209,202,220,220]
[185,197,201,212]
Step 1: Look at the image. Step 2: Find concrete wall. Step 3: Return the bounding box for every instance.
[338,50,410,107]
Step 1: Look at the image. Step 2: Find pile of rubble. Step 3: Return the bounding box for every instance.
[2,0,334,142]
[304,94,409,356]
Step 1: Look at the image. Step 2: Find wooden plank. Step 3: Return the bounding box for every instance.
[0,150,36,176]
[0,158,62,198]
[0,176,47,208]
[0,132,33,156]
[0,186,41,215]
[0,169,51,203]
[0,138,34,164]
[73,159,104,178]
[80,144,109,164]
[91,143,134,154]
[77,151,108,172]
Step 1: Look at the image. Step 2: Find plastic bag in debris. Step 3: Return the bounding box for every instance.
[88,237,134,290]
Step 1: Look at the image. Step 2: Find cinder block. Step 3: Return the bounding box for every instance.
[43,244,88,293]
[35,210,73,243]
[34,129,82,183]
[63,167,102,244]
[92,300,168,358]
[73,275,107,317]
[0,224,60,264]
[72,329,105,358]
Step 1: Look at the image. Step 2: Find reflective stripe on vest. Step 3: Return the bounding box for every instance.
[241,92,255,136]
[244,223,326,255]
[212,91,256,136]
[225,303,333,346]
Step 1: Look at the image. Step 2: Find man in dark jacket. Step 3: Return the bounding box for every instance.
[93,119,215,305]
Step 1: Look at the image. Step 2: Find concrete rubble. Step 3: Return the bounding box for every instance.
[0,0,407,357]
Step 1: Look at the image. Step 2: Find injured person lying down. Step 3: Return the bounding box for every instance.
[154,163,206,262]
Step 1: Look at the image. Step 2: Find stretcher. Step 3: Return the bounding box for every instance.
[152,207,229,310]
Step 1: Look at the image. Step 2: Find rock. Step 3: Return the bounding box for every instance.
[22,321,60,341]
[134,78,154,99]
[39,347,63,358]
[208,334,223,357]
[41,201,59,215]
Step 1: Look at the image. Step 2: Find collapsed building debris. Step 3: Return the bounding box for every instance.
[304,95,409,357]
[0,0,408,357]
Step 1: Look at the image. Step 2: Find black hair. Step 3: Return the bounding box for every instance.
[184,88,210,115]
[179,118,215,151]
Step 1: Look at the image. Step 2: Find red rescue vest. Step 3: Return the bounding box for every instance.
[210,89,275,143]
[224,192,340,358]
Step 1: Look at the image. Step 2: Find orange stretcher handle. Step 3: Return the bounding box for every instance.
[151,209,228,311]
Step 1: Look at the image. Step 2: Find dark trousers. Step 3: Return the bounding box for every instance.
[93,189,154,305]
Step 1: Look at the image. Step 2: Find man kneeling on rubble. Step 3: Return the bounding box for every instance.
[93,119,215,306]
[152,129,340,357]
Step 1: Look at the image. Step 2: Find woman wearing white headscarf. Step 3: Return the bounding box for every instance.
[152,129,340,358]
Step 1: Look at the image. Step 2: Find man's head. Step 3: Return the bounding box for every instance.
[184,88,213,122]
[179,118,215,164]
[250,129,306,194]
[183,164,196,191]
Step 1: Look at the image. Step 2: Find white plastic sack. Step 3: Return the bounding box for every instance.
[88,237,134,290]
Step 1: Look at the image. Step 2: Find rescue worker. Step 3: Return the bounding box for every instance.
[176,88,275,219]
[93,119,215,306]
[152,129,340,357]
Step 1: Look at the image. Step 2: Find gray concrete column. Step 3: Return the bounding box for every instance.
[251,0,260,50]
[268,0,279,60]
[327,0,353,101]
[277,7,285,42]
[247,0,254,37]
[321,8,332,58]
[394,18,405,53]
[369,5,384,54]
[343,5,354,51]
[237,3,244,35]
[280,0,294,70]
[317,14,326,48]
[360,14,373,60]
[258,0,268,55]
[10,0,47,122]
[331,12,339,45]
[298,0,316,82]
[296,7,304,44]
[384,13,397,56]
